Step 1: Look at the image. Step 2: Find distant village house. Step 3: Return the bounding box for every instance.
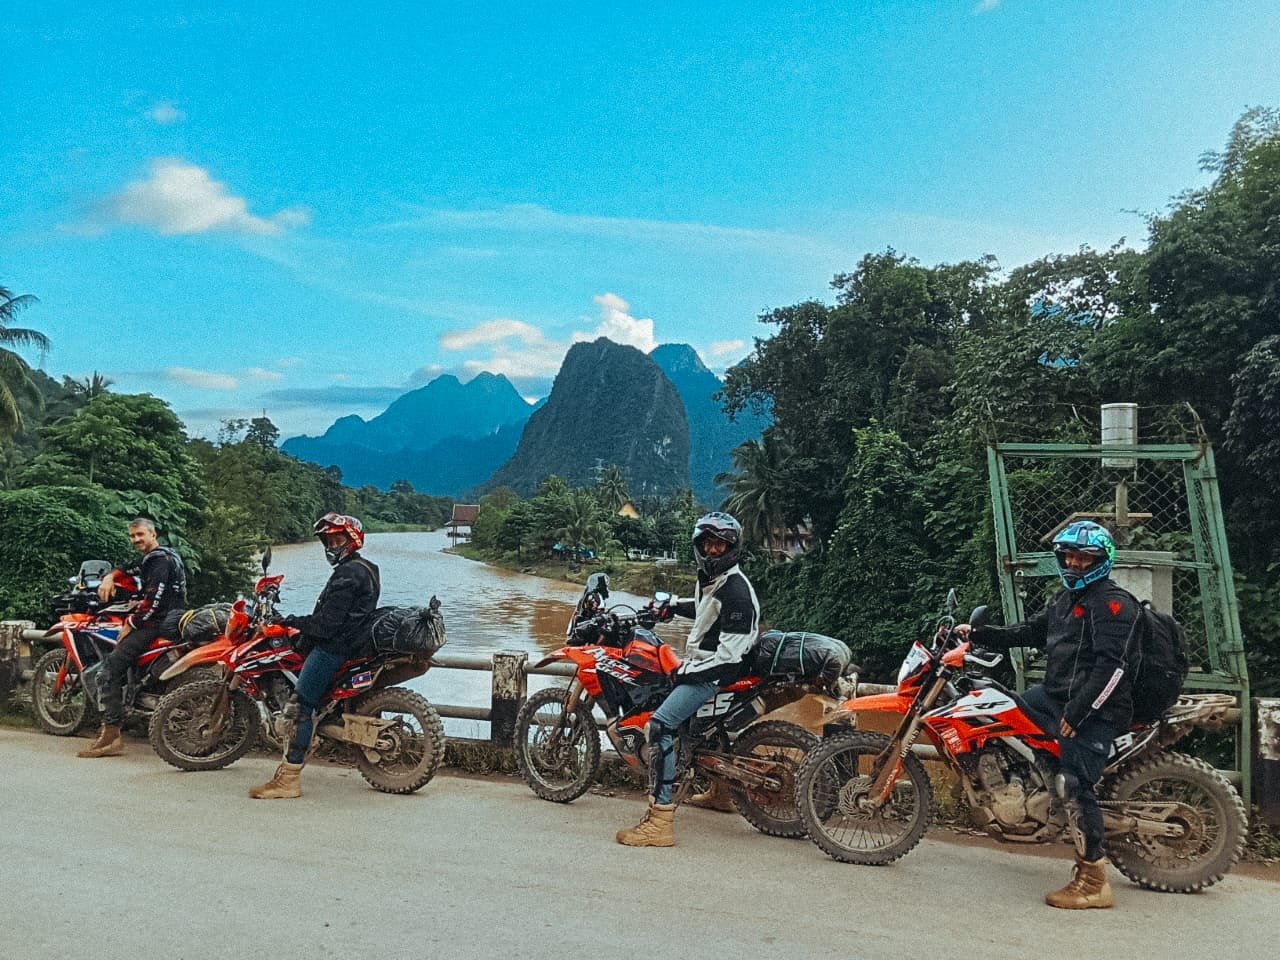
[446,504,479,541]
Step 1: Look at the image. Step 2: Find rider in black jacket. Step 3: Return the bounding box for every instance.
[965,520,1141,910]
[249,513,380,799]
[78,517,187,759]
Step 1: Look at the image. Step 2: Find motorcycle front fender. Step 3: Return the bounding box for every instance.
[159,639,231,681]
[841,692,915,715]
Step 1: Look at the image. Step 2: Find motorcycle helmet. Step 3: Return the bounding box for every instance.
[313,512,365,566]
[1051,520,1115,590]
[692,511,744,579]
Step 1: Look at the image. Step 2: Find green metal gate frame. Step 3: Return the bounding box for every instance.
[987,440,1252,805]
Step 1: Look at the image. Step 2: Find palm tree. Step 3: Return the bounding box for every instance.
[67,371,114,400]
[595,463,630,512]
[557,489,614,559]
[0,285,51,436]
[715,432,791,553]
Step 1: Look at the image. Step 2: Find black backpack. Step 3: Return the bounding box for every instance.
[1124,595,1190,724]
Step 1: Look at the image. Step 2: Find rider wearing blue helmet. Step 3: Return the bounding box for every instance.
[963,519,1141,910]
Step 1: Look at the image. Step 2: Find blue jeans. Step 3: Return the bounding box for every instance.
[648,680,718,804]
[286,646,346,764]
[1020,684,1121,862]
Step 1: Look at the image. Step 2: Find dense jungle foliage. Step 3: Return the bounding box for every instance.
[469,108,1280,693]
[0,364,452,621]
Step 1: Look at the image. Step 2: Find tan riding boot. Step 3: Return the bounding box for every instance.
[248,761,304,799]
[76,724,124,758]
[687,778,735,812]
[1045,854,1114,909]
[616,798,676,847]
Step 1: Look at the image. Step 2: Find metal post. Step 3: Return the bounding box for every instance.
[490,651,528,745]
[0,620,35,704]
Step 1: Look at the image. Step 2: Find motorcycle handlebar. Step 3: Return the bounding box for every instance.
[572,608,660,642]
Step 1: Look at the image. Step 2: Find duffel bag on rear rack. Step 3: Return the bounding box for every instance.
[753,629,850,686]
[367,597,447,656]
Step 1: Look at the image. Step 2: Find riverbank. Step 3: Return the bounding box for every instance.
[445,540,697,597]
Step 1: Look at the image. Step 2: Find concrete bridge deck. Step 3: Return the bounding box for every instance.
[1,727,1275,960]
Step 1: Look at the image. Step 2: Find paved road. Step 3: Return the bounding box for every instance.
[1,727,1274,960]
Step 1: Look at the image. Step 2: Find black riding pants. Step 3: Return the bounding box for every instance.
[1020,684,1121,862]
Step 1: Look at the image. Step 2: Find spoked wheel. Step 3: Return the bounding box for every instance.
[32,648,98,736]
[351,687,446,794]
[796,730,934,864]
[1102,751,1247,892]
[727,720,820,838]
[513,686,601,802]
[148,677,261,771]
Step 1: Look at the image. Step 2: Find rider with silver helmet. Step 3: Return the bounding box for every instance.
[962,519,1142,910]
[616,511,761,848]
[249,512,381,800]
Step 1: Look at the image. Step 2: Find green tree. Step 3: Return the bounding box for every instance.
[0,485,130,619]
[595,463,629,512]
[18,393,205,510]
[715,432,791,552]
[0,284,51,437]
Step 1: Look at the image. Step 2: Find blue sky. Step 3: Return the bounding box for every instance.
[4,1,1279,441]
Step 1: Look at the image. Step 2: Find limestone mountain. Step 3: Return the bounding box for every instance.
[649,343,771,507]
[281,372,535,494]
[481,338,690,497]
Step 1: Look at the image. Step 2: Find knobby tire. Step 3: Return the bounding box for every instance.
[728,720,819,838]
[32,648,98,736]
[148,676,261,771]
[1102,750,1247,892]
[796,730,934,865]
[351,687,446,795]
[513,686,602,803]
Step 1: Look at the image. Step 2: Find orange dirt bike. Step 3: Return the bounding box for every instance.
[794,590,1247,893]
[32,562,210,736]
[149,556,448,794]
[147,556,297,767]
[513,573,852,838]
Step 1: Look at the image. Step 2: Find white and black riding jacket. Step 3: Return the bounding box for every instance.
[672,566,760,686]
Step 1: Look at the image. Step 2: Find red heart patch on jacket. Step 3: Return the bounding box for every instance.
[1109,600,1123,616]
[1073,604,1085,618]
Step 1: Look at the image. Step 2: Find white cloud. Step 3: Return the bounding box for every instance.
[440,318,547,351]
[709,339,748,360]
[97,158,310,236]
[149,101,185,124]
[434,292,667,395]
[377,202,831,256]
[165,366,239,390]
[579,292,658,352]
[975,0,1001,12]
[244,367,283,381]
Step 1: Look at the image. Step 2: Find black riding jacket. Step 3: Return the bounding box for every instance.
[286,553,381,657]
[117,546,187,631]
[972,577,1141,730]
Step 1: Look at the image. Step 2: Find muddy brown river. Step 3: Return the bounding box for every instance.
[266,529,676,736]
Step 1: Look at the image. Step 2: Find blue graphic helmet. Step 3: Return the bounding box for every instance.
[1051,520,1115,590]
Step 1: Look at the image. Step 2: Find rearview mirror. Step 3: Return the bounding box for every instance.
[946,588,958,616]
[261,546,273,572]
